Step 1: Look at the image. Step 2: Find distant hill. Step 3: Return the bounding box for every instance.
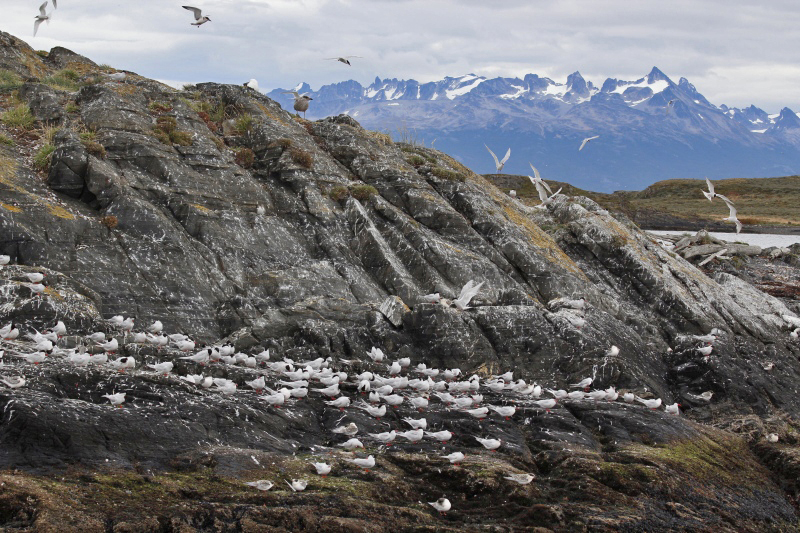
[484,174,800,233]
[268,68,800,192]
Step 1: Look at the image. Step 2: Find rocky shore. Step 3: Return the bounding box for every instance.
[0,32,799,532]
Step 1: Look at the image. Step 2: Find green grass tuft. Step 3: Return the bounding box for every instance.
[233,114,254,135]
[0,134,14,146]
[350,184,379,201]
[0,70,23,91]
[41,69,82,92]
[33,144,55,171]
[1,104,35,129]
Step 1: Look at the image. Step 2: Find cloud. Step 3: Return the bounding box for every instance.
[3,0,799,111]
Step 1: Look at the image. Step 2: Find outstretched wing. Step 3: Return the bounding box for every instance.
[722,197,737,218]
[182,6,203,19]
[34,18,43,36]
[484,145,500,170]
[39,2,48,16]
[533,180,548,203]
[715,193,733,204]
[499,148,511,166]
[705,177,715,196]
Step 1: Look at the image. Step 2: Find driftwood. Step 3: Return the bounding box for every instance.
[681,243,761,260]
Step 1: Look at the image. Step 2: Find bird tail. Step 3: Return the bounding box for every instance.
[285,480,295,491]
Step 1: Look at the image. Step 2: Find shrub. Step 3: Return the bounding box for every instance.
[1,104,35,129]
[33,144,55,170]
[153,129,171,146]
[235,147,255,168]
[0,70,22,91]
[431,166,466,182]
[0,134,13,146]
[289,147,313,169]
[406,155,426,167]
[82,140,106,158]
[212,137,226,151]
[148,101,173,114]
[169,131,193,146]
[234,114,253,135]
[156,116,177,133]
[329,185,350,202]
[197,111,218,132]
[268,138,293,149]
[65,102,79,113]
[350,184,379,201]
[100,215,118,229]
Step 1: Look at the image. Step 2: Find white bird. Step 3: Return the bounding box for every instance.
[360,402,386,419]
[15,352,47,364]
[325,56,363,66]
[410,396,429,411]
[147,362,173,375]
[325,397,350,410]
[180,349,210,365]
[504,473,535,485]
[546,389,568,400]
[465,406,489,419]
[99,338,119,353]
[369,430,396,445]
[587,390,607,402]
[35,339,53,352]
[452,280,484,311]
[87,331,106,343]
[245,376,266,392]
[570,377,592,389]
[382,394,404,407]
[422,293,441,304]
[604,387,619,402]
[29,283,46,296]
[397,428,424,442]
[428,497,451,515]
[255,349,270,363]
[509,190,517,198]
[635,397,662,409]
[244,480,273,491]
[105,72,126,83]
[213,380,237,395]
[485,145,511,173]
[721,197,743,234]
[425,430,453,443]
[147,321,163,334]
[332,422,359,436]
[183,6,211,26]
[69,353,91,366]
[132,332,147,344]
[312,462,331,476]
[528,162,553,194]
[338,438,364,450]
[531,178,562,209]
[103,392,126,407]
[568,390,585,400]
[52,321,66,336]
[701,177,733,203]
[623,392,635,403]
[766,433,779,443]
[1,376,25,389]
[264,392,285,407]
[0,255,9,266]
[34,2,51,37]
[283,91,313,118]
[443,451,465,465]
[783,315,800,328]
[665,403,680,415]
[244,79,260,91]
[698,345,713,356]
[108,316,124,327]
[314,384,340,397]
[285,479,308,492]
[109,356,136,372]
[534,398,557,411]
[579,135,599,151]
[176,340,196,352]
[388,361,402,375]
[289,388,308,398]
[88,353,108,365]
[367,347,385,362]
[475,437,501,451]
[347,455,375,470]
[403,417,427,430]
[489,405,516,420]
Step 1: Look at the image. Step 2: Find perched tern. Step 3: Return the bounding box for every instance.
[103,392,126,407]
[285,479,308,492]
[429,497,451,515]
[443,451,465,465]
[475,437,501,451]
[312,462,331,476]
[504,473,535,484]
[245,480,273,491]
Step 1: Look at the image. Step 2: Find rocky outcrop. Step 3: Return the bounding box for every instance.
[1,31,799,531]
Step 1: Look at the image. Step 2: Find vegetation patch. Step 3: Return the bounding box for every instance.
[234,147,255,168]
[100,215,118,229]
[0,134,14,146]
[152,116,192,147]
[197,111,218,133]
[82,140,106,159]
[65,102,79,114]
[33,144,55,171]
[1,104,35,130]
[350,184,379,201]
[289,147,313,169]
[329,185,350,202]
[405,155,426,167]
[363,129,393,146]
[268,138,293,150]
[0,70,23,92]
[148,101,173,114]
[41,69,82,92]
[431,166,466,182]
[46,204,75,220]
[233,114,254,135]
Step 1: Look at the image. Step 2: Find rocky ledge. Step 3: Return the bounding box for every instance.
[0,32,800,531]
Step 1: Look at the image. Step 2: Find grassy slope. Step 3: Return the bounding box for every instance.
[486,174,800,228]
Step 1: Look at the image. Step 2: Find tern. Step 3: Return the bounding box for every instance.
[665,402,680,415]
[623,392,635,403]
[347,455,375,471]
[721,197,743,234]
[325,397,350,410]
[15,352,47,364]
[532,179,562,208]
[283,91,313,118]
[504,473,535,485]
[338,438,364,450]
[465,407,489,419]
[369,430,397,445]
[312,462,331,476]
[245,480,273,491]
[489,405,516,420]
[534,398,557,412]
[579,136,599,151]
[425,430,454,443]
[285,479,308,492]
[485,145,511,173]
[422,293,441,304]
[635,397,662,409]
[475,437,501,451]
[103,392,126,407]
[429,497,451,515]
[332,423,359,436]
[34,2,52,37]
[1,376,26,389]
[183,6,211,26]
[701,177,733,203]
[243,79,259,91]
[528,163,553,195]
[443,452,465,465]
[147,362,173,375]
[570,377,592,389]
[325,56,363,66]
[147,321,163,334]
[452,280,484,311]
[25,272,45,283]
[397,428,424,442]
[766,433,779,443]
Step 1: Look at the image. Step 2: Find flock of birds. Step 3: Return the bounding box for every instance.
[701,177,744,233]
[0,267,729,515]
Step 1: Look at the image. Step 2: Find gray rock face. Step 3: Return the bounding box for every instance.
[1,33,799,530]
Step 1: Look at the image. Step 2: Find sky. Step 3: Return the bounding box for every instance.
[4,0,800,112]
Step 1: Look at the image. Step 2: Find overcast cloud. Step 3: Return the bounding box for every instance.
[4,0,800,111]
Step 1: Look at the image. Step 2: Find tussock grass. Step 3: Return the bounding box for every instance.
[1,104,35,129]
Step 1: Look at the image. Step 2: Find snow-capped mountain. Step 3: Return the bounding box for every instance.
[268,68,800,191]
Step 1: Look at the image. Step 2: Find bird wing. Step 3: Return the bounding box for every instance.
[534,181,548,203]
[282,91,301,99]
[705,177,715,196]
[39,2,48,16]
[735,219,742,234]
[484,145,500,170]
[52,0,57,8]
[34,19,43,36]
[579,138,589,151]
[499,148,511,166]
[183,6,203,19]
[722,197,737,218]
[715,193,733,204]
